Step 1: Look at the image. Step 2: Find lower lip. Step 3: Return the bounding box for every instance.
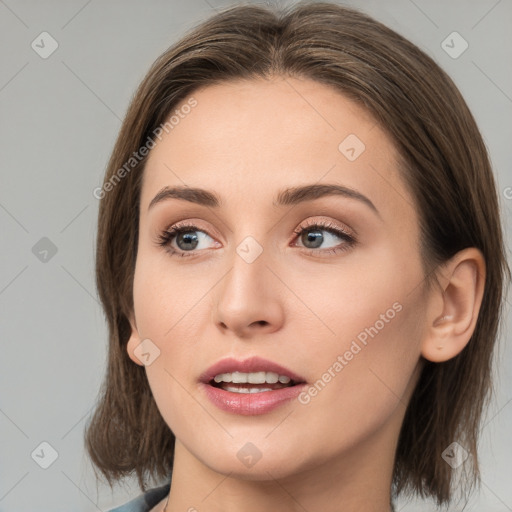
[200,382,308,415]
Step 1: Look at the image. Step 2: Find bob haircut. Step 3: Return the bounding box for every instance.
[85,0,511,507]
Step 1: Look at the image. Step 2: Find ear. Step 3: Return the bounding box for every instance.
[126,311,145,367]
[421,247,486,363]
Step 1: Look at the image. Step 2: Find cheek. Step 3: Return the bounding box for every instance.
[292,301,422,462]
[288,242,414,343]
[131,251,211,399]
[133,256,199,425]
[292,243,424,409]
[132,248,206,340]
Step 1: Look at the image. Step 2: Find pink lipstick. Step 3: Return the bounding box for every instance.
[199,356,307,416]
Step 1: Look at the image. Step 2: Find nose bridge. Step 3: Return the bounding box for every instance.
[223,233,271,306]
[213,228,284,335]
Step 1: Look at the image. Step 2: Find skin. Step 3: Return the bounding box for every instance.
[126,76,486,512]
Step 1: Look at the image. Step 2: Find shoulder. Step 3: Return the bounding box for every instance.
[106,483,171,512]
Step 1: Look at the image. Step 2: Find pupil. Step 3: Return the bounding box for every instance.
[303,230,323,249]
[178,231,198,250]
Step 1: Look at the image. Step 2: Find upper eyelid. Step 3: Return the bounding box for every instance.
[166,214,354,231]
[295,217,354,236]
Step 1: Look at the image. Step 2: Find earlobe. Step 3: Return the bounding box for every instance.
[421,248,486,363]
[126,312,144,366]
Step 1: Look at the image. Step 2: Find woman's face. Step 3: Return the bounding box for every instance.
[127,76,431,479]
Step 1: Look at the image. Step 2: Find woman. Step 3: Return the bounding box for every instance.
[85,2,510,511]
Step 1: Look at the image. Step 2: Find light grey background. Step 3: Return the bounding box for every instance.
[0,0,511,511]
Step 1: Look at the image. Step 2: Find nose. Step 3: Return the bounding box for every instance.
[213,240,285,339]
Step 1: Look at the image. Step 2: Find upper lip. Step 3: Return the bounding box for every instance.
[199,356,306,384]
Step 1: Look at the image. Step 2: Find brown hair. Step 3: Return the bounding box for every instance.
[84,1,511,507]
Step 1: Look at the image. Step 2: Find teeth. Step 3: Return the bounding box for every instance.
[248,371,266,384]
[233,371,248,383]
[223,385,274,393]
[265,372,279,384]
[212,371,292,384]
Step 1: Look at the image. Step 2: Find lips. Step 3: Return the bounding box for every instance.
[198,356,308,415]
[199,356,307,386]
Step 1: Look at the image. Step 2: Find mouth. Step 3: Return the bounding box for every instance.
[199,356,307,394]
[209,371,300,394]
[199,356,308,415]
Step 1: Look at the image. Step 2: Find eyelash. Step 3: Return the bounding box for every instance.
[156,219,356,259]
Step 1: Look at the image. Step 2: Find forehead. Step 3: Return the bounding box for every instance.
[140,76,415,224]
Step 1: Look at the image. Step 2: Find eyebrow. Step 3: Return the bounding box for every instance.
[148,183,381,218]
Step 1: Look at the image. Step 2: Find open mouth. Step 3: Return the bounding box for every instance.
[201,362,308,414]
[208,371,300,394]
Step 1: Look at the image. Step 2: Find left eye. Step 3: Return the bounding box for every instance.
[294,224,352,249]
[156,221,355,258]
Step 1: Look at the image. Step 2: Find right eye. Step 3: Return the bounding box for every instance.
[156,222,218,257]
